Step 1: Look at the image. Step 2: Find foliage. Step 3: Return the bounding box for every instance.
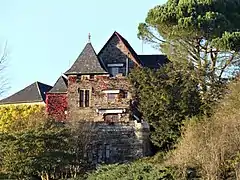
[0,117,73,180]
[66,120,96,178]
[46,93,68,121]
[138,0,240,100]
[129,63,202,151]
[168,77,240,179]
[87,158,177,180]
[0,104,44,133]
[0,105,95,180]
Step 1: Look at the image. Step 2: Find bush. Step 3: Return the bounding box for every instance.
[87,158,178,180]
[0,119,72,180]
[0,108,95,180]
[168,78,240,179]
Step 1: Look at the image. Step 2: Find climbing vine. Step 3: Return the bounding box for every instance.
[46,93,68,121]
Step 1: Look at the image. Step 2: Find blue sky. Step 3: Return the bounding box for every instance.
[0,0,166,98]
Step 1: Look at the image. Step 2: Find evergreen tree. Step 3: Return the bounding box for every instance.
[129,63,202,151]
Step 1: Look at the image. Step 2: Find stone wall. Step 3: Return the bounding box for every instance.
[67,75,132,122]
[86,121,150,165]
[66,75,151,164]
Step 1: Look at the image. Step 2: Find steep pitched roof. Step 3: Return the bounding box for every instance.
[48,76,68,93]
[114,32,142,66]
[0,82,52,104]
[98,31,142,67]
[138,55,169,69]
[65,43,108,75]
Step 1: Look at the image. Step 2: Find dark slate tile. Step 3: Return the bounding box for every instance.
[0,82,52,104]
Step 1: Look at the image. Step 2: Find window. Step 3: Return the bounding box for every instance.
[97,147,103,163]
[79,90,84,107]
[107,63,125,77]
[124,91,128,98]
[109,67,119,77]
[105,144,110,159]
[85,90,89,107]
[107,93,117,101]
[79,89,90,107]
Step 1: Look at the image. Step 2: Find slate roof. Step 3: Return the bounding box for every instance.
[0,82,52,105]
[98,31,142,67]
[65,43,108,75]
[138,55,169,69]
[114,32,142,66]
[48,76,68,93]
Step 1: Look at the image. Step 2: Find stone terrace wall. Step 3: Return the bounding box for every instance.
[87,121,150,164]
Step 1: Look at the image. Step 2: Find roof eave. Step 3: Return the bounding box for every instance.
[65,72,109,75]
[0,100,45,105]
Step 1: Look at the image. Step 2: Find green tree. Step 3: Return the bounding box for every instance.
[0,104,45,133]
[138,0,240,103]
[0,118,73,180]
[129,63,202,151]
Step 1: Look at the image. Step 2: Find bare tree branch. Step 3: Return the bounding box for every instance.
[0,41,9,97]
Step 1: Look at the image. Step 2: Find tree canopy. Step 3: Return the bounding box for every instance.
[138,0,240,88]
[0,104,44,133]
[129,63,202,151]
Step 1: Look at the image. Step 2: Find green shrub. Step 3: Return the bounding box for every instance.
[87,159,177,180]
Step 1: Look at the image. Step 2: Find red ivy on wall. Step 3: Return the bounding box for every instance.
[46,93,68,121]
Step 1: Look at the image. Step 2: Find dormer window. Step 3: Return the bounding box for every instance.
[107,63,124,77]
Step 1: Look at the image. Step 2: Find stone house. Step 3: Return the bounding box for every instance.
[0,31,167,164]
[46,31,167,164]
[46,32,167,122]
